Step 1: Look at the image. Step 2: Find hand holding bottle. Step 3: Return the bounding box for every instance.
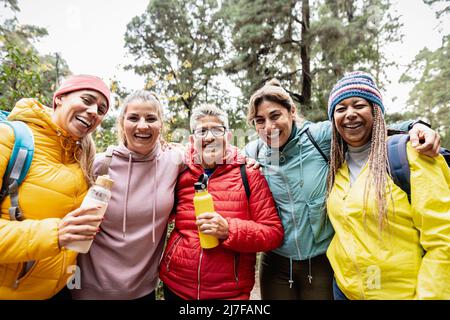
[58,206,103,249]
[196,212,229,240]
[63,175,113,253]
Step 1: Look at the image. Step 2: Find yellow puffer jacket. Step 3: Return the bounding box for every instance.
[0,99,88,299]
[327,142,450,300]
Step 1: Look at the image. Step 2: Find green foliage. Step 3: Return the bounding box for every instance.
[223,0,402,122]
[0,0,19,12]
[384,111,417,125]
[124,0,228,134]
[0,18,70,110]
[423,0,450,18]
[223,0,299,97]
[0,42,44,109]
[91,80,131,152]
[93,116,118,153]
[400,35,450,143]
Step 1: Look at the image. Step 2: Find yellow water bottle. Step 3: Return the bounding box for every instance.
[193,174,219,249]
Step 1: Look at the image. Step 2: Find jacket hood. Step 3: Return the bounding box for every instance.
[8,98,78,163]
[9,98,71,138]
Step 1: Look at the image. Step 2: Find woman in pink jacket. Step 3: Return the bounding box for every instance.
[72,90,184,300]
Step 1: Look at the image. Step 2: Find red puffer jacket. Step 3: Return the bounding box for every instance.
[159,145,283,300]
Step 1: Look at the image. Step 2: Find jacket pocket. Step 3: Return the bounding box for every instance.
[164,234,182,272]
[307,195,334,243]
[13,261,37,289]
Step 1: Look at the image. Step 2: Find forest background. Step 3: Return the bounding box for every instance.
[1,0,449,150]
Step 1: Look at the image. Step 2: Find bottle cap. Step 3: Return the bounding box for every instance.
[194,173,208,191]
[96,175,114,190]
[194,182,207,191]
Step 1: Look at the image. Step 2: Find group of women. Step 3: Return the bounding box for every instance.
[0,71,448,300]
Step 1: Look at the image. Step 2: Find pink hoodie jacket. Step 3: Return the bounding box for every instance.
[72,143,183,300]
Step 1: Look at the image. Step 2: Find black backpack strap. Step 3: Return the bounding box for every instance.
[387,134,411,203]
[240,164,251,200]
[305,128,329,163]
[440,147,450,167]
[97,146,114,177]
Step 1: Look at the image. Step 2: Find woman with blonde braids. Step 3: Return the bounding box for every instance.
[0,75,111,299]
[326,71,450,300]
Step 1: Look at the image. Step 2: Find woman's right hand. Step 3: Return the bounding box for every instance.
[57,206,103,249]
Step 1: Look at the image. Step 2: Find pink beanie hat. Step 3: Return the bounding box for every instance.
[53,74,111,111]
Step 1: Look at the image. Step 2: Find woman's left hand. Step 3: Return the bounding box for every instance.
[409,123,441,157]
[196,212,229,240]
[245,156,261,169]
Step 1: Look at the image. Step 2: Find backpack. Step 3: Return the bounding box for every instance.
[0,110,35,221]
[387,133,450,203]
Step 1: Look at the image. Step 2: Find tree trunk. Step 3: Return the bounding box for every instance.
[300,0,311,107]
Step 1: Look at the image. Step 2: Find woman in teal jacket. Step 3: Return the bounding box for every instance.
[245,79,441,299]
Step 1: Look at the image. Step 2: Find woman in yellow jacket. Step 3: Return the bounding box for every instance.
[326,71,450,300]
[0,75,111,299]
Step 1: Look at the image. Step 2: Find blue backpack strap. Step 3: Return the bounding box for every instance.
[0,120,34,221]
[387,134,411,203]
[0,110,9,121]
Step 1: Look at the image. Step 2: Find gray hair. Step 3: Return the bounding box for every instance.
[190,104,229,132]
[117,90,163,145]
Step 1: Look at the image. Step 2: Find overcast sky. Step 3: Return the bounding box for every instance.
[6,0,450,113]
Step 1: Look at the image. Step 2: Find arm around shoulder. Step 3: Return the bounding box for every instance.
[221,168,283,252]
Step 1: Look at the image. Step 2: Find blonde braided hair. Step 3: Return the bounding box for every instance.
[327,106,392,232]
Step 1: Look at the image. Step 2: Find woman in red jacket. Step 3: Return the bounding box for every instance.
[159,104,284,300]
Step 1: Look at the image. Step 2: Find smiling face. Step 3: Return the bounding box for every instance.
[190,115,230,169]
[254,100,295,148]
[333,97,374,147]
[53,90,107,139]
[122,100,162,155]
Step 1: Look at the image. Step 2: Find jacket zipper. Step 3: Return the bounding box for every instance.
[233,254,240,284]
[280,167,302,259]
[342,189,366,300]
[12,261,37,289]
[197,248,203,300]
[166,234,182,272]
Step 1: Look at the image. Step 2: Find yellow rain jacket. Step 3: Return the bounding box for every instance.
[0,99,87,299]
[327,142,450,299]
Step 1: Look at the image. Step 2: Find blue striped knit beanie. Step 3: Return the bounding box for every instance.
[327,71,384,120]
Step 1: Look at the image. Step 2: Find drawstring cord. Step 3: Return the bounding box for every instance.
[289,258,294,288]
[308,258,313,284]
[152,157,158,243]
[122,153,132,238]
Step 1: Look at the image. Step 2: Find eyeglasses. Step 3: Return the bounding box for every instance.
[193,126,226,138]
